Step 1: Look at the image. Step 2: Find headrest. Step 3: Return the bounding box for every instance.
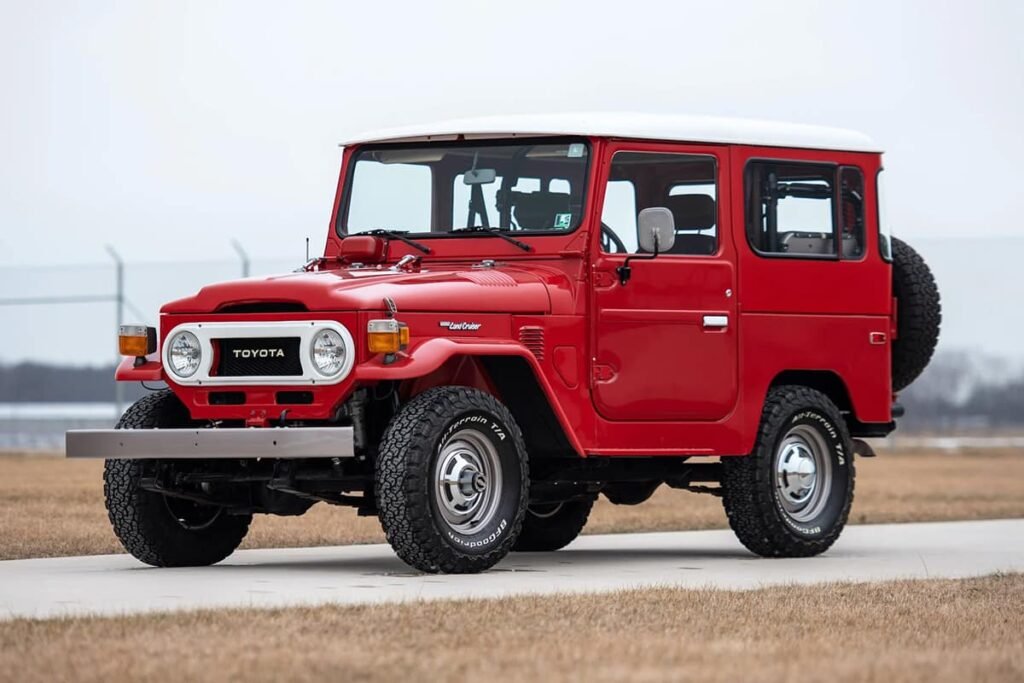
[512,191,571,230]
[664,194,715,231]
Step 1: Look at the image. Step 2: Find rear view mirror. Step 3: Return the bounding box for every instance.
[463,168,497,185]
[637,207,676,253]
[617,207,677,287]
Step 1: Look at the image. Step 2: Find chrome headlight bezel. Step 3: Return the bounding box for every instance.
[309,328,348,379]
[166,330,202,379]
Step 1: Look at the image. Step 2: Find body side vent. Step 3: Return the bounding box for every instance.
[518,325,545,360]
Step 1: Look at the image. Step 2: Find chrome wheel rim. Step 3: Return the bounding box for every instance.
[774,424,832,523]
[434,428,502,534]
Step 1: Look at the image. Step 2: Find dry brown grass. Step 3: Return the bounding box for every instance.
[1,574,1021,683]
[1,448,1023,561]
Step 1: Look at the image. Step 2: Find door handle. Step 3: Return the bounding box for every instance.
[703,315,728,329]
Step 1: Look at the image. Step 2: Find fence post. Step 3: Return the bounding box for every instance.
[106,246,124,418]
[232,240,250,278]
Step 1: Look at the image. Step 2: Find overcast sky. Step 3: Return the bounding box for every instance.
[1,1,1022,364]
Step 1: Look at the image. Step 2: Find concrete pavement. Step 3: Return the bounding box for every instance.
[1,519,1021,620]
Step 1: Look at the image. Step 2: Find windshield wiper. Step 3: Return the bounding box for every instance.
[451,227,532,252]
[357,229,431,254]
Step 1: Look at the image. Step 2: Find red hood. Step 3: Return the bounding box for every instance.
[161,264,560,315]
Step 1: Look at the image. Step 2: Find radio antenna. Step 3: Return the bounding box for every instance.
[305,237,310,262]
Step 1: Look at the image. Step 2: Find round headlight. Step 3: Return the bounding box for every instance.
[311,329,346,377]
[167,331,202,378]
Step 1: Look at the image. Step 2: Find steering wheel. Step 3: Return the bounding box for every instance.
[601,223,628,254]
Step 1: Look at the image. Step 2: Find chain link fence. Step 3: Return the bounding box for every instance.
[0,256,297,450]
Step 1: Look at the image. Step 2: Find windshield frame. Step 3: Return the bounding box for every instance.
[335,136,593,240]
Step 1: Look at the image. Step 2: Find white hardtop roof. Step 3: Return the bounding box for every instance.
[342,112,882,153]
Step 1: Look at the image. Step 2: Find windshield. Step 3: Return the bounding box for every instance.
[338,138,590,236]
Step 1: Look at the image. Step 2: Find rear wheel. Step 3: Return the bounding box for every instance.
[376,386,529,573]
[103,391,252,567]
[720,386,854,557]
[513,498,594,551]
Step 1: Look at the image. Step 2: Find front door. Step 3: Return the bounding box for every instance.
[591,143,738,421]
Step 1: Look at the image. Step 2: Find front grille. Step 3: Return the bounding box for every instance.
[216,337,302,377]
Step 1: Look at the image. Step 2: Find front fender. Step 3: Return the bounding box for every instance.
[355,338,585,456]
[114,354,163,382]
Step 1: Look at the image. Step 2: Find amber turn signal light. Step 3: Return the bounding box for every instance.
[119,325,157,357]
[367,319,410,354]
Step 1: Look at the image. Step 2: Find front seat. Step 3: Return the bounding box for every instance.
[663,194,716,255]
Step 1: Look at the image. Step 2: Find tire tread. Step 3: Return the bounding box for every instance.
[721,385,855,558]
[375,386,529,573]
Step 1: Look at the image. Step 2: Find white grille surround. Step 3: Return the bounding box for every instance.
[162,321,355,386]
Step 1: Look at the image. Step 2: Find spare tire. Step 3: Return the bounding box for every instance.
[891,237,941,391]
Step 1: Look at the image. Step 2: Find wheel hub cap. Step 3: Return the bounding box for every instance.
[777,443,817,503]
[434,429,502,534]
[774,424,833,523]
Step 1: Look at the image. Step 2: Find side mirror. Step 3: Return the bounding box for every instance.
[637,207,676,253]
[617,207,676,286]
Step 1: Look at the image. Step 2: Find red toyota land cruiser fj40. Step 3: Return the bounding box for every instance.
[68,114,941,573]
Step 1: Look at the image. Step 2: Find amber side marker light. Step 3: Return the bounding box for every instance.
[118,325,157,358]
[367,319,410,354]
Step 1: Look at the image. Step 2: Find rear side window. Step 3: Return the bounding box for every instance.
[746,162,836,258]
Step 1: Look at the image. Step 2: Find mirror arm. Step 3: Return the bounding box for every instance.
[616,239,660,287]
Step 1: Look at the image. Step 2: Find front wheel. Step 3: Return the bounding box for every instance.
[104,391,252,567]
[720,386,854,557]
[375,386,529,573]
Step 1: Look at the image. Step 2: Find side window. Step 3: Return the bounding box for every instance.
[746,162,835,257]
[601,152,718,255]
[839,167,865,259]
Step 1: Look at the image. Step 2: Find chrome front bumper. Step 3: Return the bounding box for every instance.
[65,427,354,460]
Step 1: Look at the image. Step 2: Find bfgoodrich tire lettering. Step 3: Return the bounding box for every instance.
[721,386,854,558]
[375,386,529,573]
[103,391,251,567]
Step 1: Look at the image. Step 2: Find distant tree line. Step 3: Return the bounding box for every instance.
[898,352,1024,431]
[0,362,147,403]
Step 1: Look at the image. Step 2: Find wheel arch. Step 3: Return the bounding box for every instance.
[367,340,583,458]
[768,370,854,415]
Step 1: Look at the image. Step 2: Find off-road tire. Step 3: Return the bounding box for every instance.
[891,236,941,391]
[721,386,854,558]
[103,391,252,567]
[375,386,529,573]
[513,498,594,551]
